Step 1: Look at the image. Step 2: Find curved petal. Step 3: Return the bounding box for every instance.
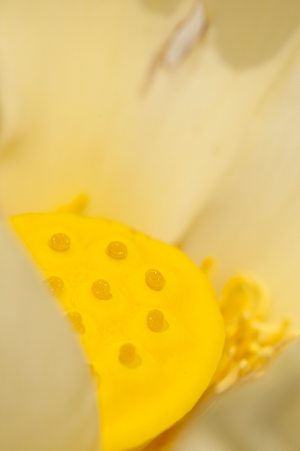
[181,45,300,328]
[0,222,100,451]
[0,0,300,243]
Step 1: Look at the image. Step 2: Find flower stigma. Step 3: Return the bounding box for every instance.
[147,309,169,333]
[45,275,64,296]
[92,279,112,300]
[48,232,71,251]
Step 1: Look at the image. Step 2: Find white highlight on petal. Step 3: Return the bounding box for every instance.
[162,1,207,67]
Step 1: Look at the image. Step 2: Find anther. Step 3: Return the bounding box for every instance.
[145,269,165,291]
[119,343,141,369]
[147,309,169,332]
[48,233,70,251]
[92,279,112,300]
[106,241,127,260]
[68,311,85,334]
[45,276,64,296]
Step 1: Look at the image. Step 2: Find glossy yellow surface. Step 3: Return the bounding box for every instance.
[10,212,225,451]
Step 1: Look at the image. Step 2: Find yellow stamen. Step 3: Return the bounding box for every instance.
[56,194,89,214]
[201,257,214,274]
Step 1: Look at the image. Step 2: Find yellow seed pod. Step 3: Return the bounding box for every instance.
[10,212,225,451]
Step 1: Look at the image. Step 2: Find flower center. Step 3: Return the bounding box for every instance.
[10,209,225,451]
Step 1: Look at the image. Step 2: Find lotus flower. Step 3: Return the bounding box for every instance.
[0,0,299,450]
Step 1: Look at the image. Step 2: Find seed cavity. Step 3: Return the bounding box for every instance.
[68,311,85,334]
[92,279,112,300]
[119,343,141,369]
[48,233,70,251]
[45,276,64,296]
[147,309,169,332]
[145,269,165,291]
[106,241,127,260]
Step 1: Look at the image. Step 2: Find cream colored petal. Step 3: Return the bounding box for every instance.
[0,0,300,243]
[0,222,100,451]
[174,338,300,451]
[181,44,300,328]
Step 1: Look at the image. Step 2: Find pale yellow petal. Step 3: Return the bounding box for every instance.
[174,337,300,450]
[181,43,300,328]
[0,222,100,451]
[0,0,300,243]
